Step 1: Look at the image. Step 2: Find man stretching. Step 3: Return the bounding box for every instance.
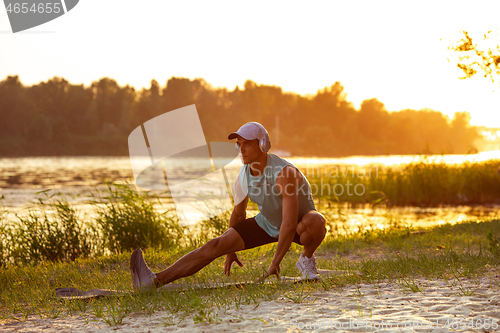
[130,122,326,291]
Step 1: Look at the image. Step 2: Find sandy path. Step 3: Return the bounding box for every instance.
[2,275,500,332]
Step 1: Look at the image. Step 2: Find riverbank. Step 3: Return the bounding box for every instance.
[2,274,500,332]
[1,218,499,331]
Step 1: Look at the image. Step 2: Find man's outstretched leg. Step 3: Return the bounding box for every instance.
[295,210,326,279]
[130,228,245,291]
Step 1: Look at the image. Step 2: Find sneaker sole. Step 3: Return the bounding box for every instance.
[130,248,142,291]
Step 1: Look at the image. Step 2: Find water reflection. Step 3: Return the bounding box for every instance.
[0,153,498,231]
[290,149,500,167]
[327,204,499,234]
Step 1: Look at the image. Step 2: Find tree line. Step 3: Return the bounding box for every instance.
[0,75,479,157]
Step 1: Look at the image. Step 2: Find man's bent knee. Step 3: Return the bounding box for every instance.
[313,213,327,239]
[298,211,326,236]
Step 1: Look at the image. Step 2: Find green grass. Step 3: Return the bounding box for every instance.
[1,179,500,326]
[0,218,499,325]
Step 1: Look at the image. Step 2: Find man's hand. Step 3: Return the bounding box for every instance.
[256,263,280,282]
[255,166,300,283]
[224,252,243,276]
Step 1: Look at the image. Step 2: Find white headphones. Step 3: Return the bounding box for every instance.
[234,122,271,153]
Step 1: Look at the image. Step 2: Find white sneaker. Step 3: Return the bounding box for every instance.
[296,254,319,280]
[130,248,157,292]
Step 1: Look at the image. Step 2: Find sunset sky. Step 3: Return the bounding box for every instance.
[1,0,500,127]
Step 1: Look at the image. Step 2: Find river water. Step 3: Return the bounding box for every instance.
[0,151,499,232]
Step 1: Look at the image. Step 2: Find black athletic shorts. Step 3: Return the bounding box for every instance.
[232,217,303,250]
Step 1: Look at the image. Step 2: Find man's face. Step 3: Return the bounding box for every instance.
[236,137,262,165]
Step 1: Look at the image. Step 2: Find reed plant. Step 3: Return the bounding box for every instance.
[305,159,500,207]
[0,197,8,266]
[6,190,93,264]
[89,181,184,254]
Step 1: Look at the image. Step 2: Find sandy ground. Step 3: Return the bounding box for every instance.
[2,274,500,332]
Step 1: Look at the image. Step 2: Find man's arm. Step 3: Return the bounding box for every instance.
[229,172,248,227]
[224,191,248,276]
[261,166,300,280]
[229,195,248,228]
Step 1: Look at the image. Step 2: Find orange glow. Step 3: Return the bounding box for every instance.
[286,150,500,167]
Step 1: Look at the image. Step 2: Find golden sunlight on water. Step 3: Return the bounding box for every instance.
[289,150,500,167]
[320,205,499,235]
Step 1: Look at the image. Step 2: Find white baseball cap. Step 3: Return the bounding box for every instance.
[228,122,271,152]
[227,122,266,140]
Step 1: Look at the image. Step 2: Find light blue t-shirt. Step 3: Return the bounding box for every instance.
[238,153,316,238]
